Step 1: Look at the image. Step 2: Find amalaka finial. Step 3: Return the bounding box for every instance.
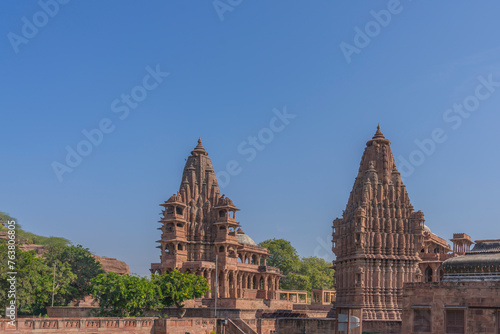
[366,124,391,146]
[372,124,385,140]
[191,137,208,156]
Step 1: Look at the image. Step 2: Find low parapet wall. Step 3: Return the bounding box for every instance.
[0,317,218,334]
[48,305,291,320]
[0,317,156,333]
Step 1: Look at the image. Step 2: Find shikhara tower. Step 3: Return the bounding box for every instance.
[151,139,282,301]
[332,126,425,321]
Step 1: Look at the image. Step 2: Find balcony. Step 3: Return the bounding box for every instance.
[162,211,186,221]
[258,266,281,274]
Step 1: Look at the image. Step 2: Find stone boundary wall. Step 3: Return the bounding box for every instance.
[0,317,156,333]
[0,317,217,334]
[48,306,272,320]
[156,318,217,334]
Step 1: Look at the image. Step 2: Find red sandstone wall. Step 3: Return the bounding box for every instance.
[402,281,500,334]
[161,318,216,334]
[258,318,277,334]
[275,318,336,334]
[0,317,156,333]
[0,317,218,334]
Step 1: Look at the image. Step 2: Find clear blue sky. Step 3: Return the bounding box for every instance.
[1,1,500,275]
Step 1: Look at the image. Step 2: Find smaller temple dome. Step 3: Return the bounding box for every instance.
[423,224,431,234]
[236,230,257,246]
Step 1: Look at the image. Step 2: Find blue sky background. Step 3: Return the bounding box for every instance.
[1,1,500,275]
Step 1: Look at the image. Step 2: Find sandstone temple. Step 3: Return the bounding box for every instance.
[331,126,486,333]
[332,125,426,321]
[150,139,283,307]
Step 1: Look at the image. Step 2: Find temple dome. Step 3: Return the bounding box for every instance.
[442,240,500,278]
[236,233,257,246]
[423,224,431,234]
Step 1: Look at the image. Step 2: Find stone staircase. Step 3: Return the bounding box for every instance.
[226,319,246,334]
[232,319,258,334]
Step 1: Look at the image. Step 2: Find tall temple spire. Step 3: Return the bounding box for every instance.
[332,126,424,321]
[151,139,283,301]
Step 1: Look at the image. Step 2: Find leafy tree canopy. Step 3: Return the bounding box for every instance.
[259,239,334,292]
[152,270,210,309]
[45,245,104,304]
[281,272,311,291]
[89,273,162,317]
[298,256,335,290]
[258,238,301,275]
[0,242,75,316]
[89,270,209,317]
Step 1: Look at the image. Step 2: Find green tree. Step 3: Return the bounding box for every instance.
[259,239,335,292]
[281,272,311,291]
[258,239,301,275]
[153,270,209,310]
[89,273,162,317]
[298,256,334,290]
[45,245,105,304]
[0,242,75,316]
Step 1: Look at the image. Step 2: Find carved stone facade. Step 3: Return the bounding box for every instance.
[418,228,464,283]
[150,139,282,301]
[332,126,425,321]
[403,240,500,334]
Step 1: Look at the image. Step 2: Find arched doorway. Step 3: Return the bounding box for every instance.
[425,266,433,282]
